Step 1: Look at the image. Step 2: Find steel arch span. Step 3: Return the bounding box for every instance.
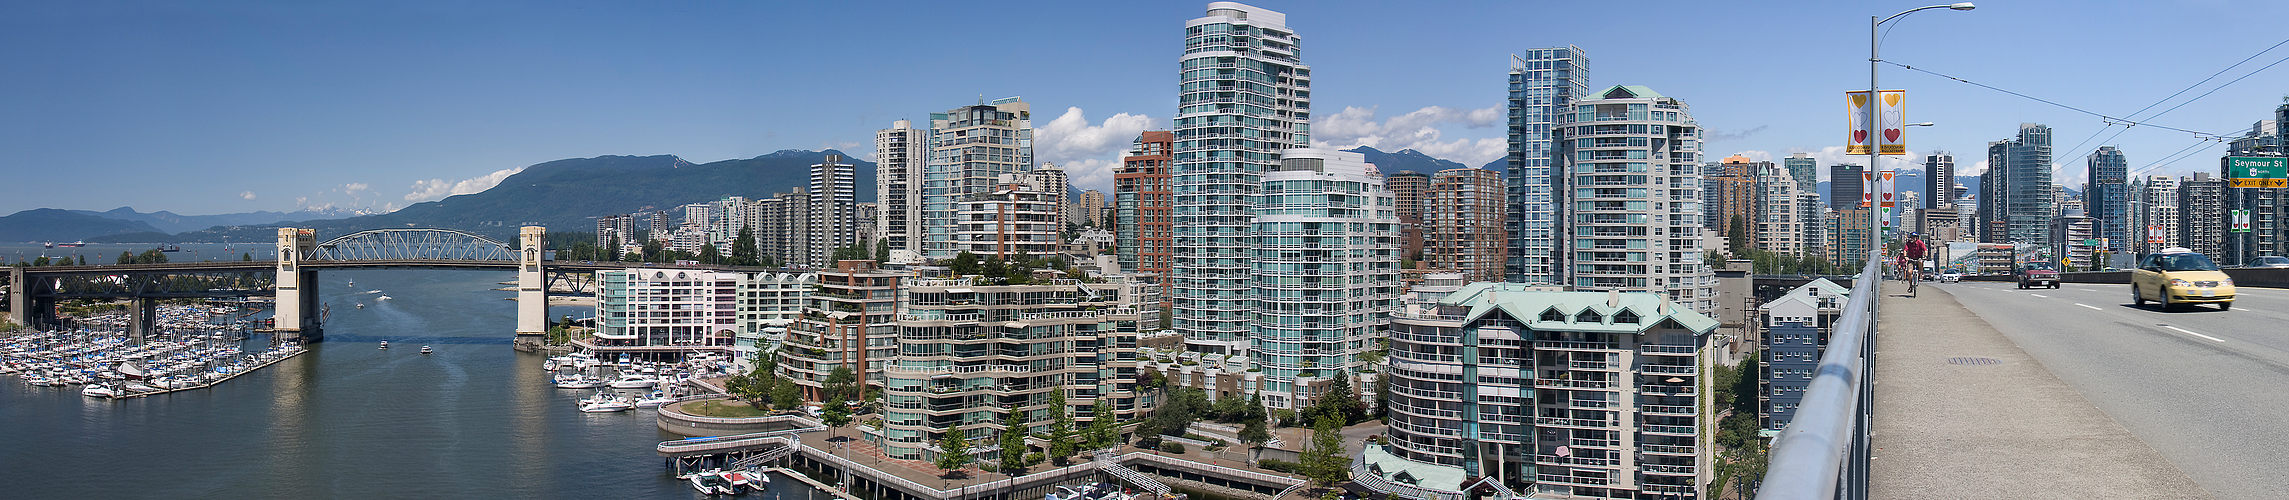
[309,228,517,262]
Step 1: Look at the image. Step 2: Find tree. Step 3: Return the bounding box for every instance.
[241,253,253,261]
[1239,415,1271,461]
[641,239,665,262]
[996,408,1030,473]
[117,252,136,265]
[731,226,758,266]
[824,365,859,403]
[1727,214,1749,256]
[605,235,623,263]
[1087,401,1118,450]
[75,255,85,266]
[1047,390,1078,464]
[31,256,49,267]
[874,239,890,263]
[698,243,721,265]
[935,426,973,476]
[949,251,982,276]
[1212,391,1252,423]
[1374,373,1392,421]
[1304,374,1365,426]
[1301,415,1349,487]
[771,376,802,411]
[822,401,853,440]
[137,249,168,264]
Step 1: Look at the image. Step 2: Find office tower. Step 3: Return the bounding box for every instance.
[781,260,902,399]
[2223,101,2285,264]
[2052,211,2097,270]
[1829,164,1865,209]
[1755,162,1805,254]
[1799,194,1828,258]
[1995,124,2056,244]
[1979,140,2007,243]
[925,98,1034,260]
[1365,285,1717,499]
[876,119,926,264]
[1832,207,1872,266]
[954,179,1061,259]
[1250,148,1398,408]
[2178,173,2226,257]
[1784,152,1819,194]
[2134,176,2179,254]
[1555,85,1716,314]
[1115,131,1173,285]
[1079,190,1107,226]
[881,277,1153,461]
[1387,171,1431,260]
[1506,46,1591,284]
[1173,2,1308,356]
[806,154,861,268]
[1925,152,1956,209]
[1424,168,1506,282]
[2084,147,2129,253]
[593,268,741,354]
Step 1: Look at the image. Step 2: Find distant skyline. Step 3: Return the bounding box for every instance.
[4,1,2286,216]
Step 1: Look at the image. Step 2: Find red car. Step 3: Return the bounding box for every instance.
[2016,264,2059,289]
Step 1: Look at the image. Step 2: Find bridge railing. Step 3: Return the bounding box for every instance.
[1759,253,1883,500]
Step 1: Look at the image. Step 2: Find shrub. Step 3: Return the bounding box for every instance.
[1158,441,1186,454]
[1258,459,1304,474]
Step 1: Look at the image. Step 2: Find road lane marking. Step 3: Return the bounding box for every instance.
[2075,303,2103,310]
[2030,293,2048,298]
[2162,325,2225,343]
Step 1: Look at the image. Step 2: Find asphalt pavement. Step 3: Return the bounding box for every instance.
[1900,280,2289,499]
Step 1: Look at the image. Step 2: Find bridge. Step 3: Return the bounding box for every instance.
[5,226,778,344]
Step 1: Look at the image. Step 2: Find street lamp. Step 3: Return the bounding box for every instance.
[1869,3,1974,266]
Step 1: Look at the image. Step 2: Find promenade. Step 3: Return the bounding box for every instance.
[1869,281,2206,499]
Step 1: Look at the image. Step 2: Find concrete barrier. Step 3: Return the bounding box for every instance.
[1961,268,2289,288]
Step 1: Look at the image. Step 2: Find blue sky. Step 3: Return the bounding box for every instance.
[3,0,2286,216]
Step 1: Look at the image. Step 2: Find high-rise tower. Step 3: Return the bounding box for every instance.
[1925,152,1955,210]
[1555,85,1716,314]
[1173,2,1309,355]
[2086,146,2129,253]
[924,98,1034,260]
[1505,46,1590,284]
[875,119,926,263]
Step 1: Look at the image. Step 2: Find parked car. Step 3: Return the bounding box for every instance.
[2132,247,2234,311]
[2015,264,2059,289]
[2242,255,2289,268]
[1938,271,1963,283]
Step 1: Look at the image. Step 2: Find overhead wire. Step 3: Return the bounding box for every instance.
[2047,37,2289,174]
[1879,60,2224,139]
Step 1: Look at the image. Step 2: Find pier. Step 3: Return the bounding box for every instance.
[111,344,306,399]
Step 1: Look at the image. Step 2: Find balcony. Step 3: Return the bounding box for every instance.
[1533,340,1616,351]
[1642,364,1698,375]
[1642,424,1697,436]
[1641,443,1697,455]
[1535,454,1620,467]
[1639,404,1696,416]
[1536,378,1617,390]
[1642,464,1698,476]
[1639,344,1696,355]
[1640,385,1695,396]
[1534,416,1616,429]
[1535,474,1611,486]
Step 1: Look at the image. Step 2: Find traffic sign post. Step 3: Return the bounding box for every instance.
[2226,156,2288,188]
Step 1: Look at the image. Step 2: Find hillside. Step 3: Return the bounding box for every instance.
[125,149,875,243]
[0,209,165,242]
[69,206,348,234]
[1343,146,1473,174]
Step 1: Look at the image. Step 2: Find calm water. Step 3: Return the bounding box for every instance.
[2,251,828,498]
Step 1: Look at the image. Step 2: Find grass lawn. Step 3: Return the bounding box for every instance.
[681,399,770,418]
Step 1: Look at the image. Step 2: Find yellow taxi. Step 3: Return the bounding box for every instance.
[2131,248,2234,311]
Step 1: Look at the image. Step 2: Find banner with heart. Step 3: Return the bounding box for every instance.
[1845,91,1873,155]
[1876,90,1906,155]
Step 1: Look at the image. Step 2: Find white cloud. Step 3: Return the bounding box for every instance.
[239,191,257,200]
[1309,105,1507,167]
[343,182,369,193]
[1034,107,1154,192]
[404,166,525,202]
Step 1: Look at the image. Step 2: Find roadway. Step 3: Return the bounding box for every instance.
[1931,280,2289,499]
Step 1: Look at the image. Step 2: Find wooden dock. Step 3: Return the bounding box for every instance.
[112,346,307,399]
[759,466,862,500]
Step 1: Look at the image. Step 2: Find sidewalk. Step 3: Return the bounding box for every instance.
[1870,281,2206,499]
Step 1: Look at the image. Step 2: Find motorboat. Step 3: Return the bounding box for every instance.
[724,469,767,492]
[420,346,432,355]
[681,470,736,495]
[577,391,633,413]
[376,295,392,301]
[81,384,118,398]
[378,341,389,349]
[554,374,603,389]
[608,374,658,389]
[125,381,161,392]
[634,392,678,408]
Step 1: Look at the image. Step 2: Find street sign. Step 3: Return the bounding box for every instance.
[2083,239,2100,246]
[2232,209,2252,233]
[2228,178,2287,188]
[2227,157,2287,188]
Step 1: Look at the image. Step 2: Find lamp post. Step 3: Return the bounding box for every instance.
[1869,3,1974,267]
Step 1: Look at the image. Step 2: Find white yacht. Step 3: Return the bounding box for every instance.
[81,384,118,398]
[577,391,633,413]
[634,392,677,408]
[608,374,659,389]
[554,374,603,389]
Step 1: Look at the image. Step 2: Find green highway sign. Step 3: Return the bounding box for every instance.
[2227,156,2286,181]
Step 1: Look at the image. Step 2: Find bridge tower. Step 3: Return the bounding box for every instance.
[8,264,59,330]
[516,226,548,341]
[275,228,322,342]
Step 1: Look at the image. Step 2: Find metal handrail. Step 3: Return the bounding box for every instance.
[1759,254,1883,499]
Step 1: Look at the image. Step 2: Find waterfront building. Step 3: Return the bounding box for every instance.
[1115,131,1173,286]
[593,268,740,358]
[735,272,816,370]
[1388,170,1431,260]
[1506,45,1592,284]
[1758,278,1848,432]
[1554,85,1717,315]
[879,276,1155,462]
[1249,147,1401,408]
[954,180,1062,259]
[1172,2,1309,356]
[876,119,928,264]
[1362,285,1718,498]
[2178,173,2227,257]
[925,98,1035,260]
[1925,152,1956,210]
[2134,175,2180,254]
[1424,168,1506,282]
[781,260,904,399]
